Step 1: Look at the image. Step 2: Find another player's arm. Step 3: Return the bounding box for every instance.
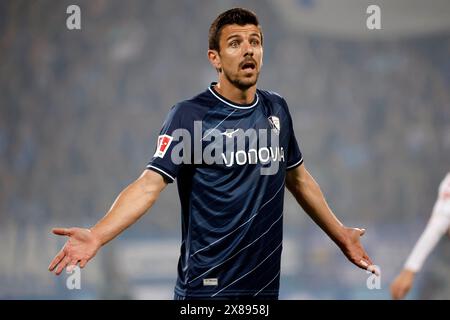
[48,169,167,275]
[285,163,376,273]
[391,206,450,299]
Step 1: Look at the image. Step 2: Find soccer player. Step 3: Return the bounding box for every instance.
[49,8,376,300]
[390,172,450,300]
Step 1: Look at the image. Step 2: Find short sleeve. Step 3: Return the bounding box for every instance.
[146,104,185,183]
[282,99,303,170]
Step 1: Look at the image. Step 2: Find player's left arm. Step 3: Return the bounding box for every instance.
[286,163,377,274]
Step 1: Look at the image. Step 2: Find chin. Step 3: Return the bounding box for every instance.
[236,75,259,89]
[224,70,259,90]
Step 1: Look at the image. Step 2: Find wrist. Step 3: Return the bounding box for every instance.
[333,225,350,248]
[402,268,417,279]
[88,227,104,247]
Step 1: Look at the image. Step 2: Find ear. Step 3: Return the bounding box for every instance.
[208,49,221,72]
[260,47,264,68]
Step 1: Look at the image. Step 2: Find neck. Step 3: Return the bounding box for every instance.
[214,79,256,105]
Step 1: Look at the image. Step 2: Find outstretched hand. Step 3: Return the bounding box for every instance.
[390,269,415,299]
[48,227,101,275]
[339,227,379,275]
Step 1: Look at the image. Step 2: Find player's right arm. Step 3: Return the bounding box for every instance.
[48,169,167,275]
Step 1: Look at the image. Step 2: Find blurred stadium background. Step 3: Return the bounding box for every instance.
[0,0,449,299]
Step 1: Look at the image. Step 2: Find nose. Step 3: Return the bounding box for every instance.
[243,40,254,56]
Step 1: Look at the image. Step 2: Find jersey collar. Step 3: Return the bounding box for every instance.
[208,82,259,110]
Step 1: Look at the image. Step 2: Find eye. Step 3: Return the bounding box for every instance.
[250,39,260,46]
[229,40,239,48]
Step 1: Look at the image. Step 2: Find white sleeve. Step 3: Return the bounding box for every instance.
[404,197,450,272]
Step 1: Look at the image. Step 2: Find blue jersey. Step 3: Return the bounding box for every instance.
[147,83,303,298]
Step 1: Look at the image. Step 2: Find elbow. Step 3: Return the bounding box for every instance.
[286,176,304,196]
[142,182,162,204]
[145,189,160,205]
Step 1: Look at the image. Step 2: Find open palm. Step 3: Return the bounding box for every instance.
[48,227,101,275]
[340,227,378,274]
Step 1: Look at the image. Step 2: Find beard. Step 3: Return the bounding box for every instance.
[223,68,260,91]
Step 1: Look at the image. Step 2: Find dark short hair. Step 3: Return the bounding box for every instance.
[208,8,263,52]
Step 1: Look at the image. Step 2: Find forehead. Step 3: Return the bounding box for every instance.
[219,24,261,40]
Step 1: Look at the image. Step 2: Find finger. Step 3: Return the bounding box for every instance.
[390,284,400,300]
[359,258,380,276]
[52,228,72,236]
[363,254,374,267]
[66,259,79,273]
[391,289,398,300]
[55,256,71,275]
[358,228,366,236]
[367,264,380,276]
[392,287,403,300]
[48,250,66,271]
[362,254,379,275]
[359,259,369,269]
[79,259,88,269]
[363,254,378,274]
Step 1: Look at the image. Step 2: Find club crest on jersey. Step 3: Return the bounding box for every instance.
[268,116,280,135]
[154,134,173,158]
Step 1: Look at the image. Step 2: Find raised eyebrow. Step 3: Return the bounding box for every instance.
[226,34,242,41]
[226,32,261,42]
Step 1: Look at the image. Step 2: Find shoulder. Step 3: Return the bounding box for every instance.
[166,89,214,122]
[257,89,286,105]
[257,88,292,115]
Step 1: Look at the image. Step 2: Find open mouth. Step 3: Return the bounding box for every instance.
[241,61,256,71]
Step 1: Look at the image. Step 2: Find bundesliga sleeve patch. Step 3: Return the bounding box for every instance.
[154,134,173,158]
